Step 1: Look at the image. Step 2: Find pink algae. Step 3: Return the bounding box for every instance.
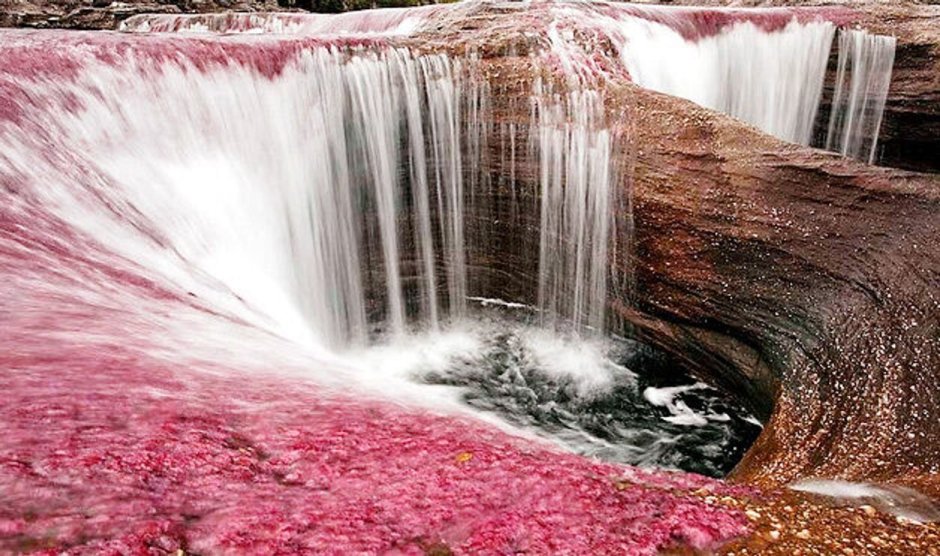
[0,346,752,555]
[581,3,857,42]
[0,30,386,85]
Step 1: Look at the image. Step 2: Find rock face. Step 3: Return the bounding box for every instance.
[618,89,939,490]
[418,2,940,494]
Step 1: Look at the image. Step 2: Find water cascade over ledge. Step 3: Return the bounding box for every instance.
[123,1,897,165]
[0,38,480,350]
[2,0,915,474]
[826,28,897,164]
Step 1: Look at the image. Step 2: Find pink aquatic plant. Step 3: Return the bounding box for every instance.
[1,349,750,554]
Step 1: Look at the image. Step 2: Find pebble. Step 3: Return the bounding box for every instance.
[796,529,811,540]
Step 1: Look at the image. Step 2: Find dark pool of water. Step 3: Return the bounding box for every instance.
[420,307,762,478]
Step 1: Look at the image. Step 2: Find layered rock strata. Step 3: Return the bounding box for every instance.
[415,2,940,494]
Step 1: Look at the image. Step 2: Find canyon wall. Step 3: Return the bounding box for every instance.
[427,3,940,492]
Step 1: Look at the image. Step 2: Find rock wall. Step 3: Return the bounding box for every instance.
[422,3,940,493]
[618,87,939,490]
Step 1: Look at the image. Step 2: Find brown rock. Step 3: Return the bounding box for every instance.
[425,1,940,494]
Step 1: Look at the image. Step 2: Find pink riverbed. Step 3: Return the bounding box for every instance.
[0,343,751,554]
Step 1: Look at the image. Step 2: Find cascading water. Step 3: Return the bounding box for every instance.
[534,86,614,334]
[825,29,897,164]
[0,38,472,349]
[0,19,761,486]
[123,1,899,163]
[121,5,446,35]
[611,18,836,146]
[546,1,896,162]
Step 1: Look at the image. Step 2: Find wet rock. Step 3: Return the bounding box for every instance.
[434,5,940,492]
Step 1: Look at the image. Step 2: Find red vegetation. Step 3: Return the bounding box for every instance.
[0,346,751,554]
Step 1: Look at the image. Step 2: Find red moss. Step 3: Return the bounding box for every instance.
[0,344,752,554]
[588,4,858,42]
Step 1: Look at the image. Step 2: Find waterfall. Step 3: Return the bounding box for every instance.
[548,2,896,162]
[825,29,897,164]
[0,37,472,349]
[558,3,838,146]
[3,2,901,354]
[534,87,615,335]
[614,19,836,146]
[129,2,898,165]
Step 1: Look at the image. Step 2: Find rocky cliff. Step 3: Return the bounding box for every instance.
[410,1,940,497]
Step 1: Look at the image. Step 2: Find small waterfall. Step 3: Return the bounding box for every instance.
[424,56,469,322]
[534,86,615,335]
[825,29,897,164]
[0,40,473,348]
[598,15,837,145]
[121,6,443,35]
[554,3,896,162]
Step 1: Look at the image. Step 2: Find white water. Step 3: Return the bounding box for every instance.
[825,29,896,164]
[613,18,836,145]
[547,2,896,160]
[127,2,897,164]
[121,5,444,36]
[534,85,614,334]
[644,383,734,427]
[1,45,472,350]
